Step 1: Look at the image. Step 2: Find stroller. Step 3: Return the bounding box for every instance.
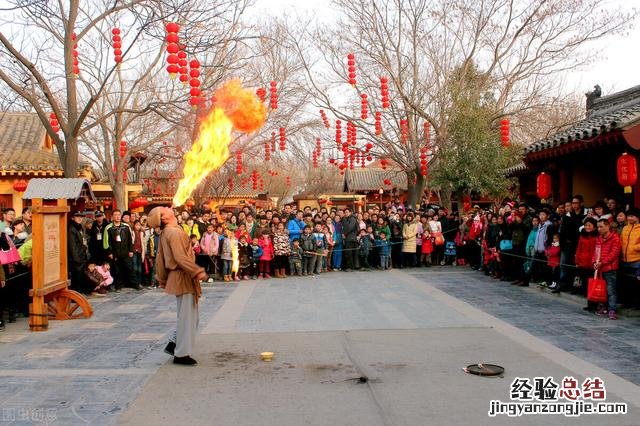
[443,241,457,265]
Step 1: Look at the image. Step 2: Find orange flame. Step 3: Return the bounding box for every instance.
[173,79,266,207]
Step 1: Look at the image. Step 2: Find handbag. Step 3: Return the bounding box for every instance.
[0,235,21,265]
[499,240,513,251]
[587,270,608,303]
[433,232,445,246]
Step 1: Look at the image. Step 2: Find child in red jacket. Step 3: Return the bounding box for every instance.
[546,234,561,291]
[258,230,274,279]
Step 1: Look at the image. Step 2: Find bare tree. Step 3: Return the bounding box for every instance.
[288,0,635,206]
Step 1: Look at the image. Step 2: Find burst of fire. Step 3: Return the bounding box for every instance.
[231,237,239,274]
[173,79,266,207]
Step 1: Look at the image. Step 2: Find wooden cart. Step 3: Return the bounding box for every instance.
[23,179,95,331]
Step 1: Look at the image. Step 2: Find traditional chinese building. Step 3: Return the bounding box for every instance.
[343,160,408,208]
[508,84,640,207]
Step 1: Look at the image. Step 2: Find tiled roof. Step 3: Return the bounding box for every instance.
[23,178,96,201]
[504,162,527,176]
[0,112,62,171]
[344,168,407,191]
[525,86,640,155]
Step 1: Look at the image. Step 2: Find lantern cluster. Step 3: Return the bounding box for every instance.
[267,170,279,176]
[500,118,510,147]
[380,77,390,108]
[189,59,201,108]
[380,158,389,170]
[419,146,428,177]
[360,94,368,120]
[346,122,356,146]
[72,33,80,76]
[278,127,286,151]
[49,112,59,134]
[349,149,356,170]
[178,51,188,84]
[270,131,276,152]
[12,179,27,193]
[375,112,382,136]
[111,28,122,64]
[400,119,409,144]
[119,140,127,158]
[165,22,180,78]
[259,176,265,191]
[617,152,638,193]
[536,172,552,201]
[264,138,271,161]
[251,170,260,191]
[235,151,243,175]
[256,87,267,102]
[346,53,356,85]
[270,81,278,109]
[335,120,342,149]
[319,109,330,128]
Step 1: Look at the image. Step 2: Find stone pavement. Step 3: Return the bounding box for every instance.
[410,267,640,386]
[0,284,234,425]
[2,267,640,425]
[120,269,640,426]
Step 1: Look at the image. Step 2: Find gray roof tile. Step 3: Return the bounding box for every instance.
[344,168,407,191]
[23,178,96,201]
[0,112,62,171]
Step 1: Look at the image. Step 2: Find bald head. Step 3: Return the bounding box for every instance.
[147,207,174,228]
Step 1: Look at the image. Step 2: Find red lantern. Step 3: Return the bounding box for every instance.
[265,140,271,161]
[375,112,382,136]
[536,172,552,200]
[319,109,330,128]
[360,93,368,120]
[500,118,510,147]
[383,178,391,186]
[617,152,638,193]
[279,127,286,151]
[236,151,243,175]
[335,120,342,148]
[346,53,356,85]
[400,119,409,144]
[12,179,27,193]
[380,77,390,108]
[49,112,60,133]
[165,22,180,33]
[112,28,123,64]
[256,87,267,102]
[269,81,278,109]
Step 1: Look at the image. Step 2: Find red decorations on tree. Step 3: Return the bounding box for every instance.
[256,87,267,102]
[278,127,286,151]
[360,94,368,120]
[12,179,27,193]
[188,59,201,108]
[617,152,638,193]
[119,140,127,158]
[271,131,276,152]
[49,112,60,134]
[71,33,80,76]
[235,150,243,175]
[380,77,390,108]
[315,137,321,154]
[536,172,552,201]
[365,142,373,151]
[312,150,318,169]
[251,170,259,190]
[178,51,188,84]
[112,27,122,64]
[329,158,336,164]
[383,178,391,186]
[400,119,409,144]
[380,158,389,170]
[346,122,356,146]
[419,146,428,177]
[165,23,180,78]
[265,139,271,161]
[375,112,382,135]
[319,109,330,128]
[346,53,356,86]
[269,81,278,109]
[335,120,342,149]
[423,121,431,146]
[500,118,510,147]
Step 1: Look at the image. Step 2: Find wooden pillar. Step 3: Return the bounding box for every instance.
[29,198,47,331]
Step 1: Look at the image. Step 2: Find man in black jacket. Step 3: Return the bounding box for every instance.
[341,208,359,271]
[88,211,109,264]
[559,195,586,290]
[68,211,90,294]
[103,209,136,290]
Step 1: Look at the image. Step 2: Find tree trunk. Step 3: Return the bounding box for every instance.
[440,187,452,212]
[406,170,426,209]
[63,135,79,178]
[112,179,127,211]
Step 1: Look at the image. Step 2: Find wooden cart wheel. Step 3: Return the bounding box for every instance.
[46,289,93,320]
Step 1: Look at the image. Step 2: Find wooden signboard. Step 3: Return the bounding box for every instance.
[29,198,92,331]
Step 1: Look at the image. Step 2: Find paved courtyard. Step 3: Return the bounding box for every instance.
[1,267,639,425]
